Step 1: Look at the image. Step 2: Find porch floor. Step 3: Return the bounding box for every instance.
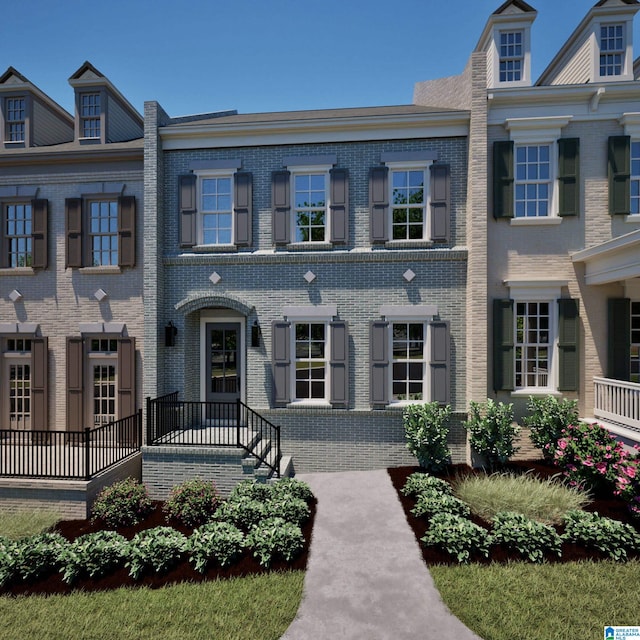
[148,426,257,448]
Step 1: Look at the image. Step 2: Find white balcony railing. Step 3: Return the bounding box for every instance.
[594,377,640,431]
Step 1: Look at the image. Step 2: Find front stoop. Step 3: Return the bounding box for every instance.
[241,434,295,483]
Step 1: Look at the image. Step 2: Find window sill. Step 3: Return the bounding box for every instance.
[0,267,35,276]
[386,400,426,409]
[286,400,332,409]
[624,215,640,224]
[78,266,122,275]
[510,217,562,227]
[192,244,237,253]
[510,388,562,398]
[285,242,333,251]
[384,240,433,249]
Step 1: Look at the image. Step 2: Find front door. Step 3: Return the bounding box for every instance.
[206,323,241,421]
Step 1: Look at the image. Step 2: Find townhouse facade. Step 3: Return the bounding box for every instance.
[416,0,640,443]
[0,62,144,439]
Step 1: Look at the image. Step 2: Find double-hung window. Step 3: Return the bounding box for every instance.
[494,118,577,222]
[390,168,427,240]
[493,284,579,394]
[499,31,523,82]
[178,163,252,249]
[65,194,136,268]
[5,97,25,143]
[272,306,349,407]
[600,24,624,77]
[5,203,32,267]
[370,307,450,406]
[200,174,233,245]
[89,200,118,266]
[293,172,327,243]
[271,155,348,246]
[80,93,100,139]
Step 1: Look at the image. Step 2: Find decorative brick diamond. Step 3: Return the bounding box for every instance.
[403,269,416,282]
[304,270,316,283]
[9,289,22,302]
[210,271,222,285]
[94,288,108,301]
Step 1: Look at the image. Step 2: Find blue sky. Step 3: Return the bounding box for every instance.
[3,0,638,118]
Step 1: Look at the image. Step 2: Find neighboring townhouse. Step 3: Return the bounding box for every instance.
[415,0,640,443]
[143,102,470,486]
[0,62,144,438]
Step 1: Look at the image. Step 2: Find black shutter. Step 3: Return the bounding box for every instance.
[31,199,48,269]
[430,164,450,242]
[493,299,514,391]
[429,320,450,404]
[370,320,389,405]
[31,337,48,430]
[558,138,579,217]
[234,172,252,246]
[65,198,83,268]
[558,298,579,391]
[117,337,136,418]
[608,298,631,380]
[330,321,349,407]
[66,337,84,430]
[118,195,136,267]
[272,171,291,245]
[272,321,291,405]
[493,141,514,219]
[608,136,630,215]
[329,168,349,244]
[179,174,197,247]
[369,166,389,242]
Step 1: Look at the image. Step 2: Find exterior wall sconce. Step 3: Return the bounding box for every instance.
[251,320,261,347]
[165,321,178,347]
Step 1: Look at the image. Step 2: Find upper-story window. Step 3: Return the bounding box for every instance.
[294,322,327,400]
[293,172,327,242]
[5,98,25,143]
[80,93,101,139]
[515,144,551,218]
[200,175,233,245]
[5,203,32,267]
[600,24,624,77]
[391,169,426,240]
[499,31,523,82]
[89,200,118,266]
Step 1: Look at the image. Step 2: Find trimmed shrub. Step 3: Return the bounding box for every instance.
[0,536,17,587]
[421,513,490,563]
[401,472,453,498]
[464,400,519,470]
[61,530,129,584]
[490,511,562,562]
[228,480,274,502]
[13,532,67,581]
[91,477,153,527]
[411,493,471,519]
[265,495,310,526]
[163,478,220,528]
[270,478,314,502]
[187,522,245,572]
[213,497,267,532]
[245,517,304,567]
[403,402,452,471]
[523,396,578,461]
[126,526,187,580]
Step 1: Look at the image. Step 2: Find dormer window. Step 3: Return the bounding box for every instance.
[80,93,100,139]
[499,31,524,82]
[600,24,625,77]
[5,97,25,142]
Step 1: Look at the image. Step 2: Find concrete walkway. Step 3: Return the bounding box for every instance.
[280,469,482,640]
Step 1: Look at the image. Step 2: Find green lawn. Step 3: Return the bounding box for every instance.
[431,559,640,640]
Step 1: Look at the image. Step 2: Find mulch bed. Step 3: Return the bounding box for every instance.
[388,460,640,566]
[4,497,316,597]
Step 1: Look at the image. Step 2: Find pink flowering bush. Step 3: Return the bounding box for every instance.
[163,478,220,527]
[554,422,640,517]
[91,477,153,527]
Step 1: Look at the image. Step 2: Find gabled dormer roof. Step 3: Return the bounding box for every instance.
[537,0,640,86]
[492,0,536,15]
[0,66,73,125]
[476,0,538,53]
[68,61,142,127]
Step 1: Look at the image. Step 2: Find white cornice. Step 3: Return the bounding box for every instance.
[620,112,640,137]
[159,112,470,150]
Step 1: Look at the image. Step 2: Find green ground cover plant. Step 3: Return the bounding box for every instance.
[421,513,490,563]
[453,471,590,525]
[187,521,245,572]
[489,512,562,562]
[61,530,129,584]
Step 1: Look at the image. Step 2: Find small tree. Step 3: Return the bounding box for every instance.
[403,402,452,471]
[464,399,519,471]
[523,396,578,461]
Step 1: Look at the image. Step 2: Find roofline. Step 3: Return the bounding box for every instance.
[493,0,536,15]
[0,144,143,167]
[474,3,538,53]
[536,1,640,85]
[159,109,470,150]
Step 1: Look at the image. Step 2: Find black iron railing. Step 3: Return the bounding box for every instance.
[146,394,281,476]
[0,410,142,480]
